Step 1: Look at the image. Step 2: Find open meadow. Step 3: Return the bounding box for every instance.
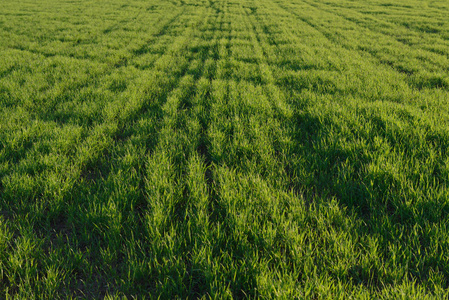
[1,0,449,298]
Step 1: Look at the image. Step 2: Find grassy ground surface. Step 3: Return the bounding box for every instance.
[1,0,449,298]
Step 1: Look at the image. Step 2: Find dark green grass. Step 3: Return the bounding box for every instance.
[1,0,449,298]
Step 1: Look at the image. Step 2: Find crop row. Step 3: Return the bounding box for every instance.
[0,0,448,298]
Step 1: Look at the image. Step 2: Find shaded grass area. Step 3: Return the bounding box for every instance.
[0,0,449,298]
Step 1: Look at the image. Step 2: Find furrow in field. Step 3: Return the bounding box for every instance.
[273,0,449,91]
[2,0,449,298]
[124,2,232,296]
[238,1,449,291]
[262,0,449,126]
[315,0,449,41]
[0,11,187,179]
[47,3,218,296]
[0,1,185,64]
[188,2,313,296]
[257,0,448,197]
[301,0,449,68]
[73,6,214,198]
[0,2,208,246]
[0,3,188,122]
[259,0,403,98]
[237,0,301,186]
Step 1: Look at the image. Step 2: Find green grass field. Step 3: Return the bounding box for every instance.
[1,0,449,298]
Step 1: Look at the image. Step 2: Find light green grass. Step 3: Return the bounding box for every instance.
[1,0,449,298]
